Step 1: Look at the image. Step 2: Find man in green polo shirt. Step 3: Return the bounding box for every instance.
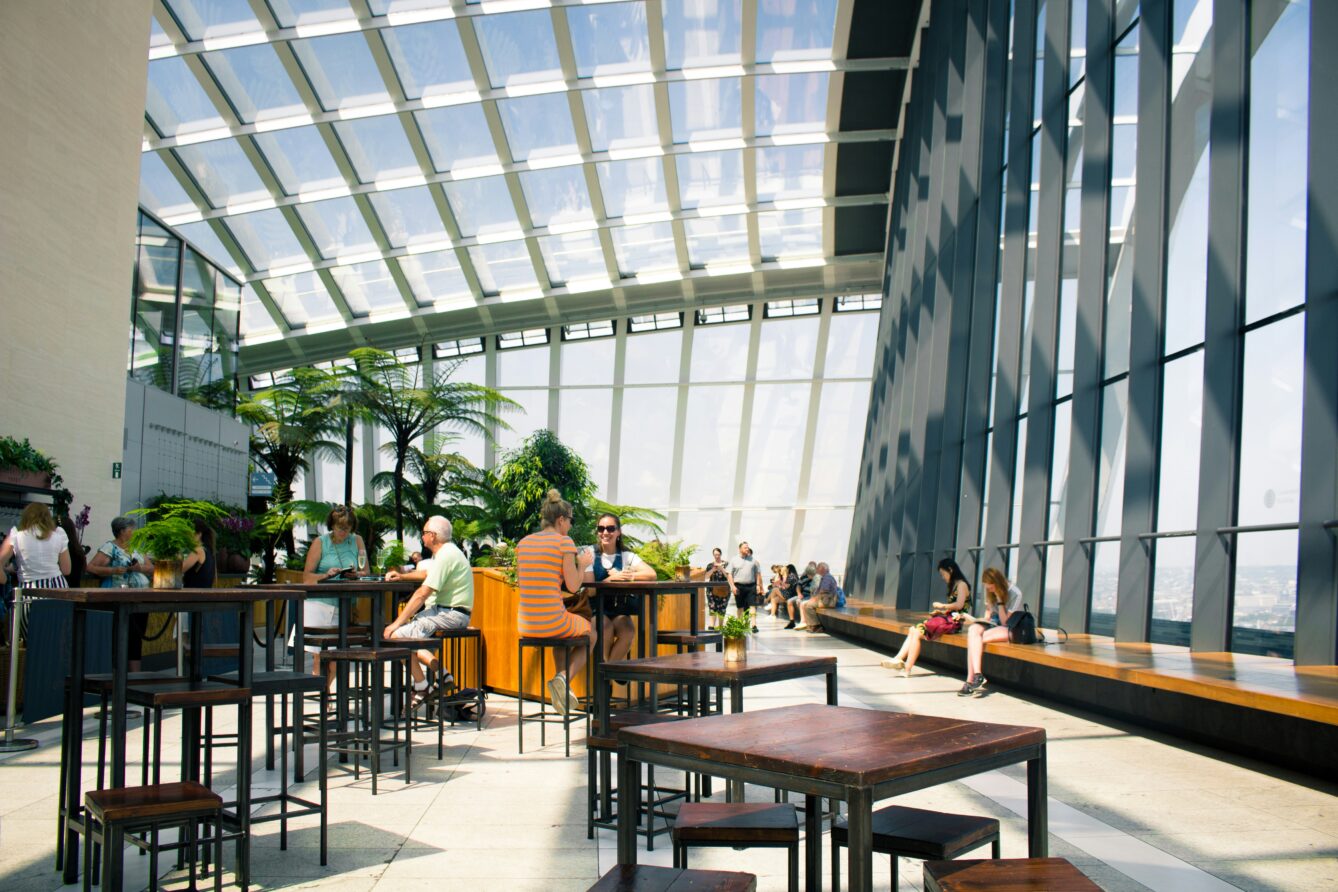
[385,515,473,692]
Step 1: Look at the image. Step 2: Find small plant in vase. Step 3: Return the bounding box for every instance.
[127,499,228,588]
[715,612,752,663]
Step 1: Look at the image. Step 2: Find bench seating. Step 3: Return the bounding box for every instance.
[818,599,1338,781]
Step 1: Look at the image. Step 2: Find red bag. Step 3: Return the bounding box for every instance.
[922,613,964,640]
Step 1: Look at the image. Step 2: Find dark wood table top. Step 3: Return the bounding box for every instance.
[618,703,1045,788]
[27,587,295,606]
[602,651,836,681]
[255,580,419,593]
[589,579,728,591]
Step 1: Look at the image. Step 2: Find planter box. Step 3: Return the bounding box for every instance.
[0,468,50,489]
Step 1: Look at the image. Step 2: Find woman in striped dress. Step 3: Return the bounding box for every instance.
[0,503,73,639]
[516,489,594,714]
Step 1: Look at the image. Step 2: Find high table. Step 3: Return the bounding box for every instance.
[45,587,292,885]
[616,703,1047,892]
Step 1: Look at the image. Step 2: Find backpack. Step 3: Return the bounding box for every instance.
[1006,604,1039,644]
[439,688,487,724]
[834,585,846,608]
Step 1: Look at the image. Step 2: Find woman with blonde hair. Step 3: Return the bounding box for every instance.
[0,502,72,590]
[959,566,1023,697]
[517,489,595,714]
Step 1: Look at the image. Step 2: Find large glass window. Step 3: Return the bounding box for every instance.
[744,384,810,508]
[1104,22,1139,380]
[680,385,744,507]
[619,386,677,506]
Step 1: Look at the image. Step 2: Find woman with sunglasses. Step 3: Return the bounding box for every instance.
[582,512,655,666]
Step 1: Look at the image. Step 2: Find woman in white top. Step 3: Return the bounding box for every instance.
[0,502,72,590]
[581,512,655,664]
[959,566,1025,697]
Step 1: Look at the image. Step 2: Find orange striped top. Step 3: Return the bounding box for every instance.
[516,529,588,639]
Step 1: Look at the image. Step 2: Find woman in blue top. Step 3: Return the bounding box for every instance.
[298,505,368,688]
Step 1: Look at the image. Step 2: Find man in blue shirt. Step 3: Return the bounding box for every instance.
[798,562,839,633]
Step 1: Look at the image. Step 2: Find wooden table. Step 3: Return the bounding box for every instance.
[586,579,727,696]
[616,704,1047,892]
[42,587,293,885]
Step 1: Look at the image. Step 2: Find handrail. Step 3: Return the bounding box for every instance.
[1032,539,1063,547]
[1215,522,1300,535]
[996,542,1020,549]
[1324,520,1338,530]
[1077,534,1121,544]
[1137,529,1197,540]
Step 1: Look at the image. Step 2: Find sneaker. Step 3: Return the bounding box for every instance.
[971,676,989,697]
[957,682,975,697]
[880,657,905,671]
[751,626,759,634]
[794,623,807,631]
[547,675,570,715]
[784,620,796,630]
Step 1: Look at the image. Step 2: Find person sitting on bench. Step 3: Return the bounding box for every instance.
[958,566,1023,697]
[384,515,473,698]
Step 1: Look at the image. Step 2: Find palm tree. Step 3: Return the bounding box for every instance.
[370,443,488,534]
[342,347,514,538]
[236,367,346,503]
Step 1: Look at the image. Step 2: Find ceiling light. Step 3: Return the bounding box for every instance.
[705,262,754,277]
[373,173,428,191]
[174,126,235,146]
[201,31,268,51]
[686,137,747,153]
[254,113,314,133]
[337,102,399,121]
[420,90,481,109]
[695,204,750,218]
[475,229,527,245]
[606,145,663,161]
[769,133,830,146]
[386,6,455,26]
[591,72,655,88]
[298,185,352,203]
[293,19,360,39]
[500,80,567,99]
[680,65,746,80]
[526,153,584,171]
[226,197,278,215]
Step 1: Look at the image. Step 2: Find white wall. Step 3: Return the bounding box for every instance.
[0,0,152,526]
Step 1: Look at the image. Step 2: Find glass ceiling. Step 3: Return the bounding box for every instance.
[138,0,897,351]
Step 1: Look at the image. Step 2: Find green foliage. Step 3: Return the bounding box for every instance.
[236,367,346,503]
[341,347,515,538]
[379,541,408,576]
[127,499,230,560]
[369,442,487,536]
[634,539,698,581]
[715,612,753,640]
[0,436,72,514]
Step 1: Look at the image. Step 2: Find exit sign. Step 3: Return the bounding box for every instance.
[112,462,121,479]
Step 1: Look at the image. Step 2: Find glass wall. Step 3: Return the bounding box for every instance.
[131,209,242,411]
[847,0,1332,662]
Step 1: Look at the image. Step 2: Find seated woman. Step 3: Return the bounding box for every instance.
[518,489,595,714]
[768,563,799,618]
[784,562,818,628]
[298,504,368,690]
[581,512,655,667]
[86,516,154,670]
[881,558,972,677]
[959,567,1023,697]
[763,564,786,617]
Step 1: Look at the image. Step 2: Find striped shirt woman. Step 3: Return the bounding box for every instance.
[515,489,593,714]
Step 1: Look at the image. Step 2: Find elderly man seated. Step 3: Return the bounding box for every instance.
[797,562,839,633]
[384,515,473,696]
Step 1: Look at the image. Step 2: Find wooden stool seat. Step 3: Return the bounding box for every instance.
[517,635,590,756]
[126,681,251,709]
[831,805,1000,859]
[608,709,685,734]
[434,626,481,639]
[384,635,441,649]
[673,802,799,844]
[590,864,757,891]
[830,805,1000,892]
[323,646,411,662]
[85,781,222,825]
[656,630,723,648]
[923,857,1100,891]
[76,671,183,694]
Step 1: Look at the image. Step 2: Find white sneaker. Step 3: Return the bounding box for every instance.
[881,657,905,671]
[547,675,570,715]
[794,623,807,630]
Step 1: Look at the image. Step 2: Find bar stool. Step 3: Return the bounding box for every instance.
[378,634,449,756]
[82,782,234,892]
[324,647,413,794]
[590,864,757,891]
[586,710,689,847]
[830,805,1001,892]
[922,857,1100,891]
[517,635,590,756]
[672,802,800,892]
[433,627,485,733]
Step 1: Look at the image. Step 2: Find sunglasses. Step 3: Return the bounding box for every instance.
[595,524,618,533]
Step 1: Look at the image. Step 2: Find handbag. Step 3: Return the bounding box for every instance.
[563,589,594,621]
[1006,604,1039,644]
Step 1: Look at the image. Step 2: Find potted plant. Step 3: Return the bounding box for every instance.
[127,499,228,588]
[216,511,256,574]
[0,435,57,488]
[716,612,752,663]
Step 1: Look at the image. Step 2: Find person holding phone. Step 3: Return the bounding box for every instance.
[581,512,656,666]
[298,504,368,688]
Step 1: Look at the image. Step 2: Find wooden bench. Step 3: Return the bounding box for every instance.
[818,599,1338,781]
[590,864,757,891]
[923,857,1099,891]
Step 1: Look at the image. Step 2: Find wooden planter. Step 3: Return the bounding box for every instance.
[0,468,50,489]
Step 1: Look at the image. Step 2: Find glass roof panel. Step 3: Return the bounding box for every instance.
[164,0,262,42]
[398,250,472,307]
[518,167,595,229]
[223,208,311,271]
[755,73,829,136]
[380,20,474,102]
[202,44,306,125]
[539,231,608,285]
[368,0,454,14]
[676,150,745,209]
[469,242,539,295]
[253,126,345,195]
[139,153,199,219]
[497,93,579,162]
[239,284,280,337]
[172,140,271,209]
[610,222,678,276]
[368,186,449,248]
[291,33,391,112]
[145,57,229,138]
[755,144,825,201]
[443,176,520,238]
[330,259,403,315]
[756,0,838,63]
[668,78,743,144]
[473,10,563,89]
[758,208,823,259]
[264,270,340,326]
[173,220,246,278]
[333,117,422,183]
[685,214,749,267]
[566,2,651,79]
[662,0,743,70]
[268,0,356,30]
[596,158,668,218]
[414,105,499,172]
[294,196,379,259]
[582,85,659,153]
